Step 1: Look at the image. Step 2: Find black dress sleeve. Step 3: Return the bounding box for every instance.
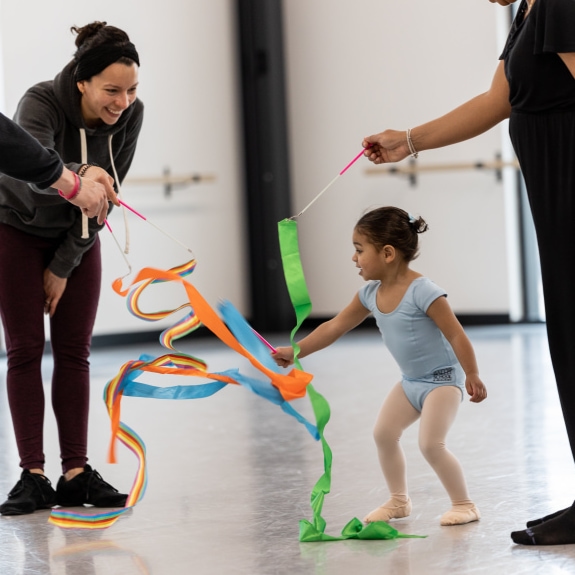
[534,0,575,54]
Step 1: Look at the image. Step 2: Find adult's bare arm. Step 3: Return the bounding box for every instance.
[363,61,512,164]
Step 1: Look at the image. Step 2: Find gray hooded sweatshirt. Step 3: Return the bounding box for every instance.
[0,59,144,278]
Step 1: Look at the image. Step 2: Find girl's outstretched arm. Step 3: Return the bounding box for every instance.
[272,293,370,367]
[426,296,487,403]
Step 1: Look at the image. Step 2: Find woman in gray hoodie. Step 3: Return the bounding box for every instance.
[0,21,144,515]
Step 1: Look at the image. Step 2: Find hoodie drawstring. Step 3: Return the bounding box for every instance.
[108,134,130,254]
[79,129,89,239]
[78,129,130,253]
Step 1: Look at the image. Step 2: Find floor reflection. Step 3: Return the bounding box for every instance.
[0,325,574,574]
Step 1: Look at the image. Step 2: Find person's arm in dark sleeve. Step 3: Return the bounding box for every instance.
[0,111,63,187]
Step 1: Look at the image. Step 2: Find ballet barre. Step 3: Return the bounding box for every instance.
[123,171,217,197]
[364,155,520,186]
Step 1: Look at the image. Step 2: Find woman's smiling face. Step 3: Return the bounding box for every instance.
[77,61,139,127]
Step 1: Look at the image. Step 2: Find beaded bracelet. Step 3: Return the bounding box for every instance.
[78,163,96,177]
[58,172,82,200]
[406,128,419,159]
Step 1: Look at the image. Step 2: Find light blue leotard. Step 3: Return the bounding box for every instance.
[358,277,464,411]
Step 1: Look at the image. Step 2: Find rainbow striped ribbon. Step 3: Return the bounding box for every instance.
[49,260,317,529]
[118,258,204,352]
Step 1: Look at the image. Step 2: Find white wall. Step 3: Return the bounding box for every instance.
[283,0,514,317]
[0,0,247,336]
[0,1,518,337]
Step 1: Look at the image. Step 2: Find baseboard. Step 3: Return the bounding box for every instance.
[90,326,215,349]
[453,314,512,326]
[291,314,513,331]
[17,313,520,356]
[91,314,519,347]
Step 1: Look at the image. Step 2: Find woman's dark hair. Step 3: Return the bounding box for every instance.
[72,22,140,81]
[355,206,428,262]
[72,22,130,59]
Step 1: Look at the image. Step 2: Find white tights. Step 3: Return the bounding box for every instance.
[364,382,479,526]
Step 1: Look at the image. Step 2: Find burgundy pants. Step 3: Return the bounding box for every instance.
[0,223,101,473]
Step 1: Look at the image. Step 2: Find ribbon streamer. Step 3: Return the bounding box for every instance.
[104,220,132,281]
[49,147,423,540]
[49,260,317,529]
[117,199,194,254]
[278,219,425,541]
[291,147,366,219]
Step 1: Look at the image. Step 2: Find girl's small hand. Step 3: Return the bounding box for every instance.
[272,346,294,368]
[465,375,487,403]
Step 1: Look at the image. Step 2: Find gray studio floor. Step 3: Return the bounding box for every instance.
[1,323,575,574]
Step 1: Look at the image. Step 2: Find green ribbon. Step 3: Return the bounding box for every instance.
[278,218,425,542]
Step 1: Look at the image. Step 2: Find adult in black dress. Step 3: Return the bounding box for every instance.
[362,0,575,546]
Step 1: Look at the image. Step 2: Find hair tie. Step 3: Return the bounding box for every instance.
[408,213,416,224]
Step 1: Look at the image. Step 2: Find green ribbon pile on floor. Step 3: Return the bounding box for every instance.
[278,219,426,542]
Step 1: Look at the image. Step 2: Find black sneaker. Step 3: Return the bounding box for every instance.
[56,465,127,508]
[0,470,57,515]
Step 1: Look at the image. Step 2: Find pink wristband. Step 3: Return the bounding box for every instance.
[58,172,81,200]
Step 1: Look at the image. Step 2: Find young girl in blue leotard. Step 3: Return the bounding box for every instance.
[272,206,487,526]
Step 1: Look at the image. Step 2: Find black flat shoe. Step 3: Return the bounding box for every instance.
[56,464,127,508]
[0,470,56,516]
